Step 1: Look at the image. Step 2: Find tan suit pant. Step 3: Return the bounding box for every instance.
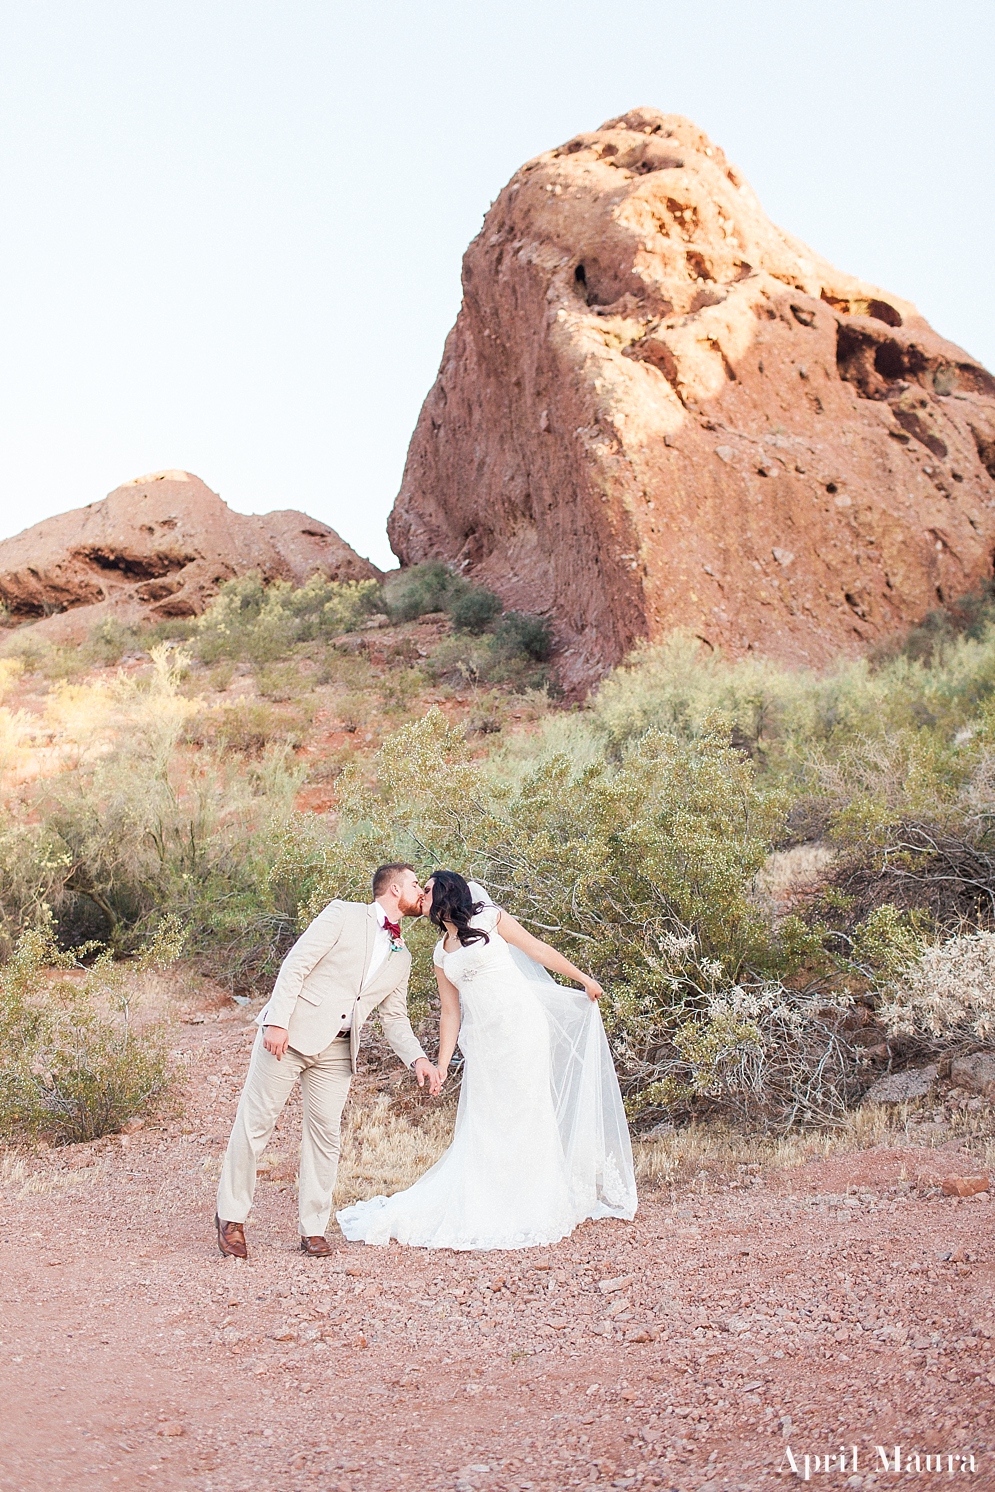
[217,1030,352,1237]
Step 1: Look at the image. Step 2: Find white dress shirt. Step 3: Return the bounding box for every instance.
[330,902,397,1035]
[361,901,396,993]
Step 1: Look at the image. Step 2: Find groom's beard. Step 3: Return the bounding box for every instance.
[396,891,422,918]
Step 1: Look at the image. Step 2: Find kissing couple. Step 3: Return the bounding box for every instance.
[215,862,637,1258]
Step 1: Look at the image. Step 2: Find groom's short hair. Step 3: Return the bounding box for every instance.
[373,862,415,898]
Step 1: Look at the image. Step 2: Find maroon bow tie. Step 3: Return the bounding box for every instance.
[384,917,402,941]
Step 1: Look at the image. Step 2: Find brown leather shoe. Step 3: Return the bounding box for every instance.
[215,1214,247,1259]
[300,1235,333,1257]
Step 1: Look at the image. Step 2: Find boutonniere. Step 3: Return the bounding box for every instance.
[384,917,405,953]
[388,934,405,953]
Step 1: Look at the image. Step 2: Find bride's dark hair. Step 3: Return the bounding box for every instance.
[428,870,490,947]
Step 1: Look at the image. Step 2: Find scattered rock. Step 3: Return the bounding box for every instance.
[862,1065,938,1104]
[941,1176,990,1198]
[598,1273,637,1294]
[950,1052,995,1098]
[388,108,995,693]
[156,1422,184,1437]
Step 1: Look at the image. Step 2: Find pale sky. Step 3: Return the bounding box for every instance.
[1,1,992,570]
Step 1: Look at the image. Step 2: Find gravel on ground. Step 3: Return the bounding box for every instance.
[3,1006,992,1492]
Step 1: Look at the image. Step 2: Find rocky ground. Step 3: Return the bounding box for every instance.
[2,1004,993,1492]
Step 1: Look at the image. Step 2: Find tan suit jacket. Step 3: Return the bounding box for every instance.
[259,900,425,1071]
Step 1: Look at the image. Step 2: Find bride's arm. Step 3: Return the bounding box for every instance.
[495,911,604,1002]
[435,966,462,1073]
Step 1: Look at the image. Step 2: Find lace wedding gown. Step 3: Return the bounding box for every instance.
[336,901,637,1251]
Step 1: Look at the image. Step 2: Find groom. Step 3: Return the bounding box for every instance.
[215,862,439,1258]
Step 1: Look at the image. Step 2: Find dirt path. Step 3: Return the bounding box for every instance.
[3,1010,993,1492]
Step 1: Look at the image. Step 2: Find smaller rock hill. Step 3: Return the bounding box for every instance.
[0,471,380,641]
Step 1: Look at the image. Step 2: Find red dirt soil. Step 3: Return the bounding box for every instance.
[2,1004,992,1492]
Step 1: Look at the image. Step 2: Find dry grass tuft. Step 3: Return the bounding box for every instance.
[326,1089,976,1208]
[334,1096,454,1206]
[0,1146,105,1197]
[754,842,835,907]
[632,1124,833,1191]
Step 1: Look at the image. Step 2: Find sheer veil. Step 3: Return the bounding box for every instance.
[466,882,637,1220]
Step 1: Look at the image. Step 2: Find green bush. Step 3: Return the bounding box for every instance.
[0,919,180,1145]
[0,648,303,985]
[185,698,314,755]
[427,632,551,692]
[195,572,383,665]
[384,562,463,622]
[385,562,507,635]
[493,611,553,662]
[448,586,502,635]
[385,565,552,678]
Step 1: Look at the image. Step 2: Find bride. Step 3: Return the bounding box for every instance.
[336,871,637,1250]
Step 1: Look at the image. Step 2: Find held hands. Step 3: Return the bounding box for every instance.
[263,1025,291,1059]
[414,1057,443,1097]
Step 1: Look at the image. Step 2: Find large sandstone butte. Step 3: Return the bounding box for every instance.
[389,108,995,690]
[0,471,380,640]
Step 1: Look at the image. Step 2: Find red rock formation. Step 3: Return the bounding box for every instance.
[388,108,995,691]
[0,471,380,639]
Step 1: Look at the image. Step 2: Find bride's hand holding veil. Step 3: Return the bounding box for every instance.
[493,910,604,1001]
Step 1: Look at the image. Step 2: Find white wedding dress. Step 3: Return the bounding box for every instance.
[336,896,637,1251]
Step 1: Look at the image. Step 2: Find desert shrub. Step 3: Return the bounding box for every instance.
[428,625,553,692]
[617,966,862,1129]
[0,627,80,679]
[185,697,314,754]
[273,709,831,1122]
[82,617,147,667]
[493,611,553,662]
[873,581,995,668]
[272,710,847,1121]
[878,930,995,1045]
[385,562,511,636]
[195,572,382,665]
[0,649,303,985]
[594,628,995,783]
[0,919,180,1145]
[448,585,502,635]
[0,659,29,780]
[0,617,163,680]
[384,562,463,622]
[378,666,429,716]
